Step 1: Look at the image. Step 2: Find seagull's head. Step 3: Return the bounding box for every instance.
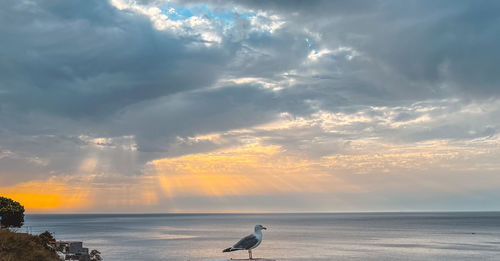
[255,224,267,232]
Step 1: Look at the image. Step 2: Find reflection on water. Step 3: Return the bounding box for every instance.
[23,212,500,260]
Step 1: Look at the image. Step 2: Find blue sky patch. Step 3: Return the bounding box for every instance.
[161,3,255,25]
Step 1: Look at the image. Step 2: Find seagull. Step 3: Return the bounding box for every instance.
[223,224,267,259]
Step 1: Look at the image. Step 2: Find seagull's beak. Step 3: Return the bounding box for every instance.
[262,226,267,230]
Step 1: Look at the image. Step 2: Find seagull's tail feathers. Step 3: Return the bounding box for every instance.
[223,247,235,253]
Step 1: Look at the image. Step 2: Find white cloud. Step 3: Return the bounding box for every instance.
[308,46,360,61]
[109,1,287,47]
[78,135,137,151]
[110,0,222,46]
[308,48,332,61]
[249,12,285,33]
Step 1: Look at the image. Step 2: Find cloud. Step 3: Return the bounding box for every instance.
[149,143,351,198]
[143,137,500,212]
[1,0,500,212]
[0,0,228,120]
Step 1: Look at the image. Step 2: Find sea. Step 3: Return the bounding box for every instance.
[22,212,500,261]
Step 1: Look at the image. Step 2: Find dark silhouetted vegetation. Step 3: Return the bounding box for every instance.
[90,249,103,261]
[0,229,60,261]
[0,197,25,228]
[38,230,55,251]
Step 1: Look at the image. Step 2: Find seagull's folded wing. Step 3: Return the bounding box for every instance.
[233,234,259,250]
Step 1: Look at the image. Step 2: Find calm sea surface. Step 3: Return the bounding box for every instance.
[22,212,500,261]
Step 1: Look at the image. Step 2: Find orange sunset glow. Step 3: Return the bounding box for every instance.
[0,179,90,211]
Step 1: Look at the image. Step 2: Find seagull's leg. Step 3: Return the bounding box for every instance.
[248,249,252,259]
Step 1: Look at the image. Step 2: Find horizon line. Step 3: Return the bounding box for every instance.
[24,210,500,215]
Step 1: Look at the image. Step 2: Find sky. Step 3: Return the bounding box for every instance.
[1,0,500,213]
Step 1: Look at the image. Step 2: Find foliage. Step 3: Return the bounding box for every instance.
[39,231,54,244]
[0,229,60,261]
[38,231,55,250]
[39,231,54,240]
[90,249,103,261]
[0,197,25,228]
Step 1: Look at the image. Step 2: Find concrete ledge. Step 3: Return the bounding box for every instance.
[206,259,276,261]
[230,259,276,260]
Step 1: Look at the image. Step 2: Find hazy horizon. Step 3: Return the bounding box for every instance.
[25,210,500,215]
[2,0,500,213]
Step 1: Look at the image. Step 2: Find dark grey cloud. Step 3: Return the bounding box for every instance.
[0,0,235,183]
[191,0,500,101]
[0,0,227,119]
[182,0,380,16]
[2,0,500,192]
[111,84,282,153]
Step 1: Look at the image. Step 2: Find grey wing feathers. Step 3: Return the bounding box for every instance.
[233,234,259,250]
